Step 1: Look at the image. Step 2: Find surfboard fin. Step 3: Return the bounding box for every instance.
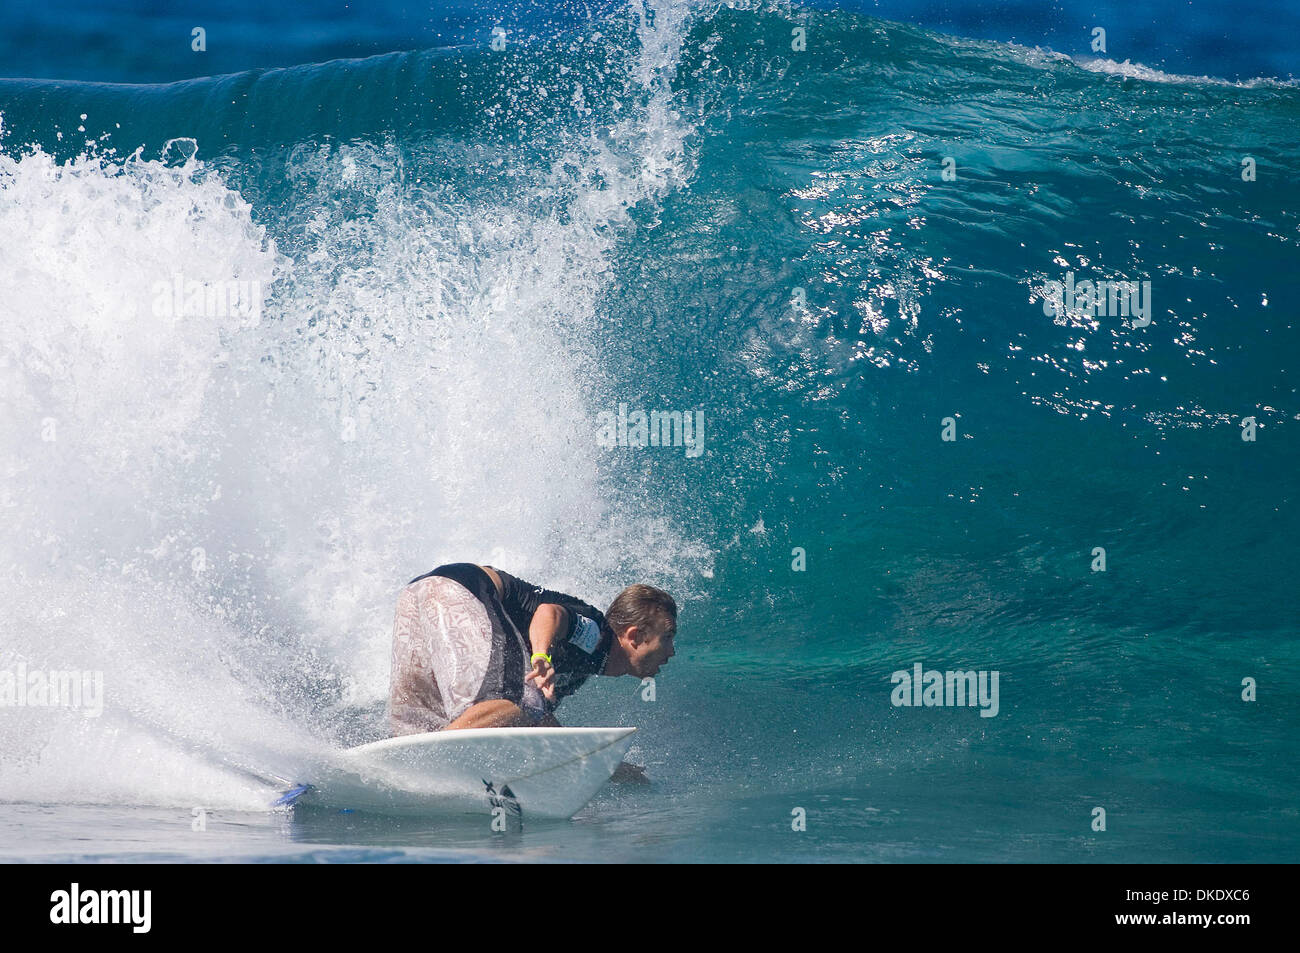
[273,783,313,807]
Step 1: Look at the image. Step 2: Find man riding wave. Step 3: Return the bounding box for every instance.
[387,563,676,755]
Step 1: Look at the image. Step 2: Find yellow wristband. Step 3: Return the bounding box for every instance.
[530,652,552,666]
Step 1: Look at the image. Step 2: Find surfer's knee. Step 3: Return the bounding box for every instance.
[444,699,530,730]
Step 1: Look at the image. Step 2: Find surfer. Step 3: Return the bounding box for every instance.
[387,562,675,748]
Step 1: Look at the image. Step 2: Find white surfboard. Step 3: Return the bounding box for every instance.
[287,727,636,820]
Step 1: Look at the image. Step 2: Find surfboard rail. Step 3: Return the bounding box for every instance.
[286,726,637,820]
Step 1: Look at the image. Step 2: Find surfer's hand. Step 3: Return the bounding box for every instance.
[525,658,556,701]
[610,761,649,784]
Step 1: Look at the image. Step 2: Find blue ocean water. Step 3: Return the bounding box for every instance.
[1,1,1297,862]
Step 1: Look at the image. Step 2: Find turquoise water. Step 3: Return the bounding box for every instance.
[1,1,1297,862]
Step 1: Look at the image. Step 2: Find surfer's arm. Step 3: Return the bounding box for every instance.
[527,603,566,657]
[523,603,568,700]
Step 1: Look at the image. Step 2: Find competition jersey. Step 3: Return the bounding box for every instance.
[493,568,610,710]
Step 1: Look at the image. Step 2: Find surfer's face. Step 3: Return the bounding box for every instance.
[627,623,675,677]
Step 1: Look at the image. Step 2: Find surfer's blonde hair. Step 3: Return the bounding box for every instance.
[606,584,677,639]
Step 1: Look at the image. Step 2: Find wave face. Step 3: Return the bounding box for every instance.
[1,2,1297,860]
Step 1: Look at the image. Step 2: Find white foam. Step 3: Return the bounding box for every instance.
[0,0,713,809]
[1072,56,1296,89]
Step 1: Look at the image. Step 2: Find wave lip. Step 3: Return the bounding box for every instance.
[1072,55,1300,88]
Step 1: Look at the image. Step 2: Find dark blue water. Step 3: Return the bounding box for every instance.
[2,0,1295,82]
[1,1,1297,862]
